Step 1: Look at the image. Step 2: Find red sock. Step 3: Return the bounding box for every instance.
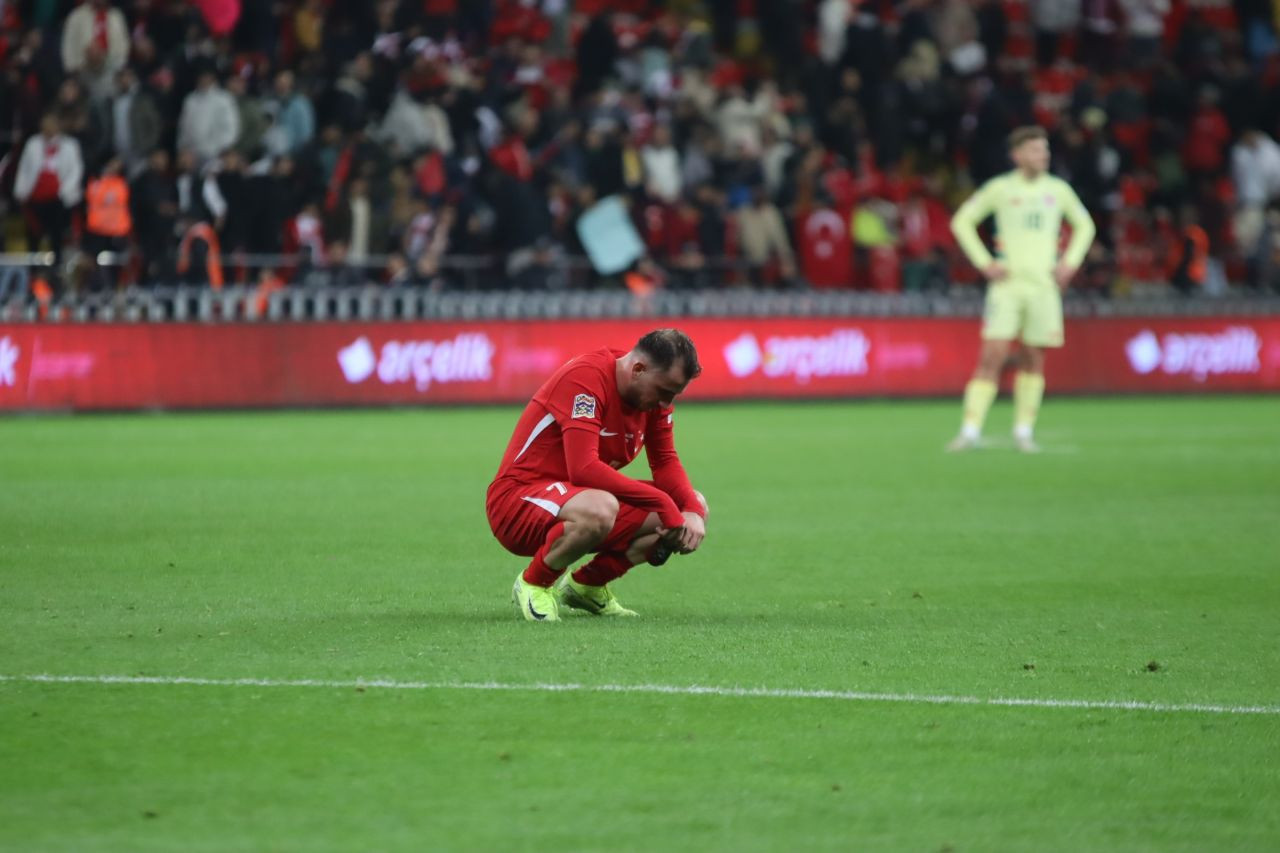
[521,522,565,587]
[572,551,634,587]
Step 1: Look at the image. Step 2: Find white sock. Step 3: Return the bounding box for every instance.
[960,423,981,441]
[1013,423,1033,441]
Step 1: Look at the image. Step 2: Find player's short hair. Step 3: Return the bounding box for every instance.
[1008,125,1048,150]
[636,329,702,379]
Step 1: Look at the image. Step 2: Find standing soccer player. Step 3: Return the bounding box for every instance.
[487,329,708,622]
[948,126,1097,453]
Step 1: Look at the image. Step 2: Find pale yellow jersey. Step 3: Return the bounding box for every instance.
[950,170,1096,281]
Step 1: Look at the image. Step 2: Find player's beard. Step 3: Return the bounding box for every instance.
[620,385,650,411]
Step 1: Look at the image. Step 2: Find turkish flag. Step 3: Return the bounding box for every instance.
[798,208,853,289]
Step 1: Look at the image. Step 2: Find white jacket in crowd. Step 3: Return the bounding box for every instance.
[178,85,240,163]
[1118,0,1170,38]
[60,3,129,76]
[379,90,455,156]
[1232,132,1280,208]
[641,143,682,203]
[13,133,84,207]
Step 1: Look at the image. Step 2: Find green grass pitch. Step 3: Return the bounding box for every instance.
[2,397,1279,852]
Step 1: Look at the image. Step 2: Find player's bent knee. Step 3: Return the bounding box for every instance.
[562,489,619,538]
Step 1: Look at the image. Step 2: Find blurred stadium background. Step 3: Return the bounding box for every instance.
[0,0,1278,406]
[2,2,1279,851]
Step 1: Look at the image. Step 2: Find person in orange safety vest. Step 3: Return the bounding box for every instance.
[84,158,133,289]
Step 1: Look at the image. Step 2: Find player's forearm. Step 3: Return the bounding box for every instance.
[563,429,684,527]
[950,215,994,270]
[571,458,685,527]
[1061,216,1096,270]
[650,457,704,516]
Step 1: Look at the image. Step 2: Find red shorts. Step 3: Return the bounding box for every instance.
[486,478,652,557]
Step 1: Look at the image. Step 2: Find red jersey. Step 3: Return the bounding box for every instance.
[491,347,701,529]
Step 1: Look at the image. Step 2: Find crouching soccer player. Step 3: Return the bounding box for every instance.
[948,125,1096,453]
[486,329,708,622]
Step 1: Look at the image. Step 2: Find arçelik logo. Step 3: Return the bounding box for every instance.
[0,336,19,387]
[723,330,871,382]
[1125,327,1261,380]
[338,333,495,390]
[723,333,763,378]
[338,336,377,383]
[1125,331,1162,375]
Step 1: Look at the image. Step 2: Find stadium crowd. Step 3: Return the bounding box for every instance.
[4,0,1280,295]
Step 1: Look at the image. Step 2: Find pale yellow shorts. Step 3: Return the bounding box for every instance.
[981,277,1064,348]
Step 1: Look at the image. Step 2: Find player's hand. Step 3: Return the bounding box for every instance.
[1053,261,1077,290]
[657,512,706,555]
[982,262,1007,282]
[674,511,706,554]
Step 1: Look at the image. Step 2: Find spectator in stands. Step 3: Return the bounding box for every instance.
[329,53,376,133]
[759,125,793,200]
[1182,86,1232,183]
[1118,0,1171,69]
[930,0,986,76]
[174,148,211,224]
[60,0,129,100]
[895,40,948,159]
[227,72,268,161]
[575,13,618,100]
[403,195,439,262]
[269,70,315,156]
[84,156,132,289]
[53,76,110,172]
[129,148,179,284]
[412,205,455,287]
[112,67,163,179]
[210,149,252,254]
[178,68,240,165]
[1169,205,1210,294]
[1235,0,1280,63]
[13,113,83,259]
[1030,0,1082,67]
[294,0,326,57]
[1231,129,1280,269]
[1079,0,1123,74]
[249,155,300,256]
[975,0,1008,66]
[818,0,851,67]
[738,185,797,285]
[899,187,953,292]
[663,195,709,288]
[176,218,224,289]
[641,123,681,204]
[694,183,730,263]
[385,252,411,286]
[1252,204,1280,292]
[584,122,627,198]
[285,199,327,274]
[379,84,454,158]
[716,83,764,158]
[328,177,381,265]
[2,0,1278,297]
[313,240,365,288]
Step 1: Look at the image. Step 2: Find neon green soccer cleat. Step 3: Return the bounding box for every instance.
[556,577,638,617]
[512,574,560,622]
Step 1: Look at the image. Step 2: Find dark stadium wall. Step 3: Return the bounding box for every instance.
[0,318,1277,410]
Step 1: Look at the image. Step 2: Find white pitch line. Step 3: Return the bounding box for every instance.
[2,673,1279,716]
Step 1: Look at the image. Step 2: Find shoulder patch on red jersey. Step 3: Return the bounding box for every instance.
[572,393,597,419]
